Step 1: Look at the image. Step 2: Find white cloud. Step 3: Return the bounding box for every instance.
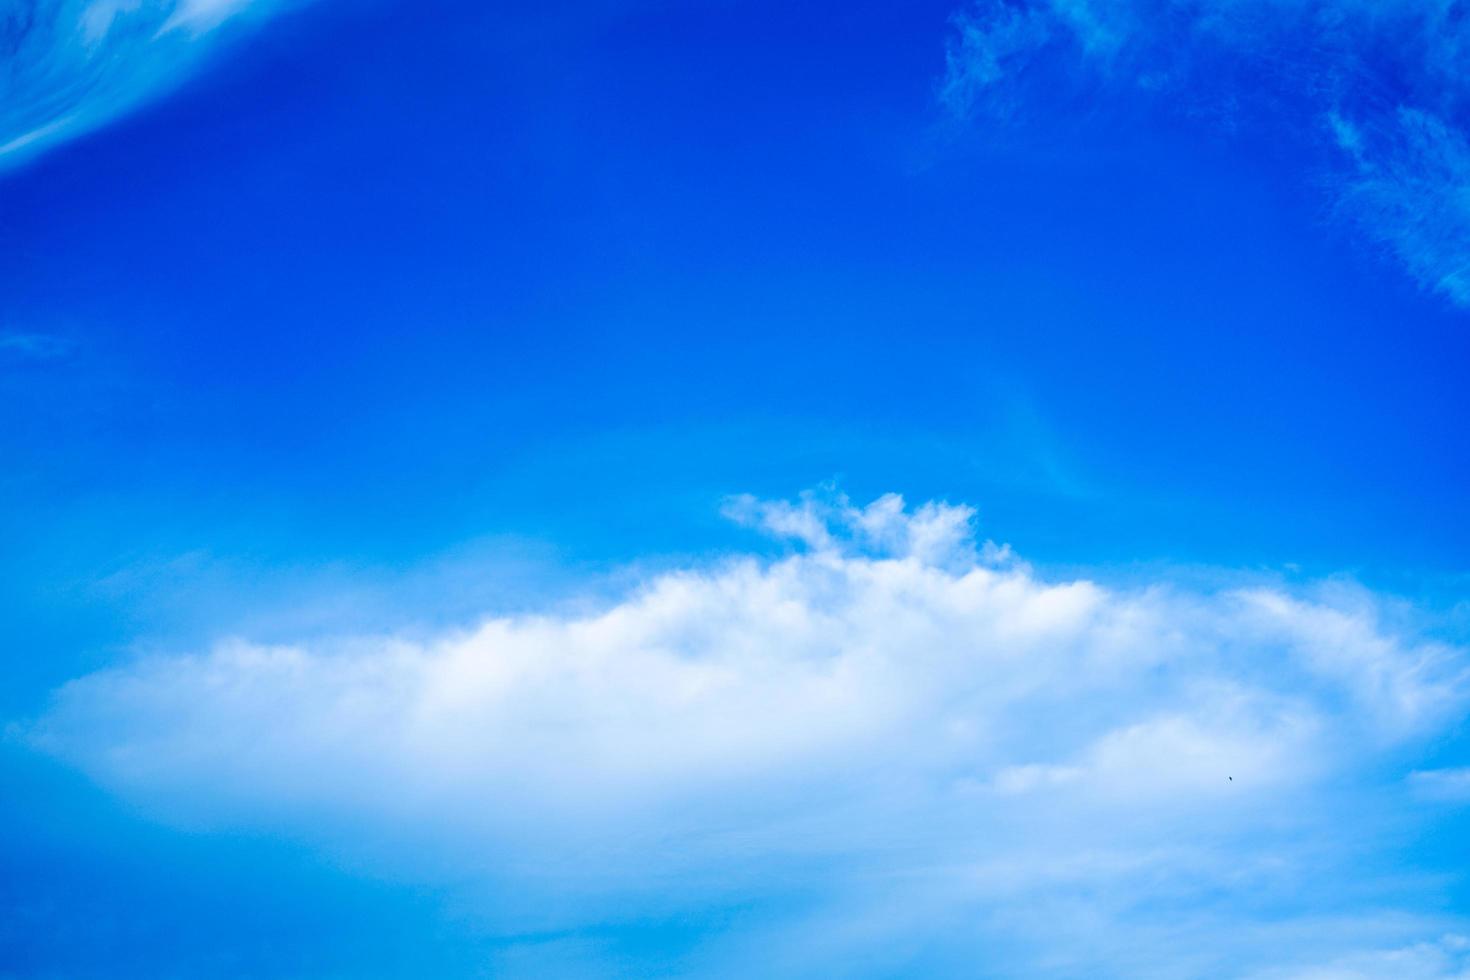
[942,0,1470,309]
[22,490,1470,972]
[162,0,256,33]
[1333,107,1470,306]
[721,488,985,566]
[1,0,297,171]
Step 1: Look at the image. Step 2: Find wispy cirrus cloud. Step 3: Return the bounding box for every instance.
[22,490,1470,974]
[942,0,1470,308]
[1,0,297,170]
[1245,933,1470,980]
[0,331,76,361]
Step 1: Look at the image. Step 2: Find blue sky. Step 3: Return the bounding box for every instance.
[3,0,1470,976]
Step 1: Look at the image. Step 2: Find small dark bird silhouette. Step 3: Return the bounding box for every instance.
[1228,776,1233,781]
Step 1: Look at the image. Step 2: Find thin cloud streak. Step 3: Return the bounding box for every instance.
[1,0,297,171]
[0,332,76,361]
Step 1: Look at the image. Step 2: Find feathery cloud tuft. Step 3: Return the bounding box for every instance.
[1,0,296,170]
[943,0,1470,309]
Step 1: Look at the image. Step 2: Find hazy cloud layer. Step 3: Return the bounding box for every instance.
[1,0,293,169]
[943,0,1470,308]
[25,491,1470,974]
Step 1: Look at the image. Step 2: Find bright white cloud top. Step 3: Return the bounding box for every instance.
[27,491,1470,976]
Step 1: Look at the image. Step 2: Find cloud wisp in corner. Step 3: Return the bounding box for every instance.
[24,491,1470,975]
[1,0,297,170]
[943,0,1470,308]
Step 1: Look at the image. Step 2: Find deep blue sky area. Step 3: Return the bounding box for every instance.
[2,0,1468,975]
[6,1,1466,606]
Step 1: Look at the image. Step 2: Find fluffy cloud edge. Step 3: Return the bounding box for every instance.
[18,489,1470,973]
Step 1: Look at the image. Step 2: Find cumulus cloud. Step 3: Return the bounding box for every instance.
[942,0,1470,308]
[1,0,296,170]
[22,490,1470,973]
